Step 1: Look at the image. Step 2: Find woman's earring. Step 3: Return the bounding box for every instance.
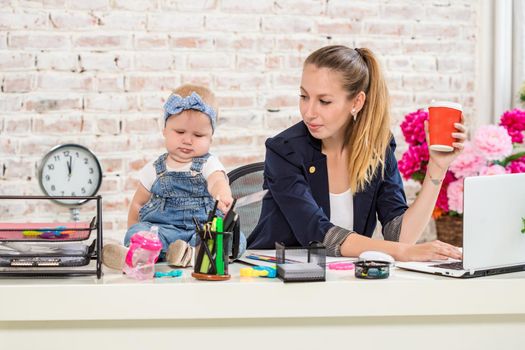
[351,109,357,121]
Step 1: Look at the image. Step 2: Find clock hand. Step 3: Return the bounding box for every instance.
[67,156,72,177]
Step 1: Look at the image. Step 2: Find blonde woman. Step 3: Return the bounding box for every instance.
[248,45,466,261]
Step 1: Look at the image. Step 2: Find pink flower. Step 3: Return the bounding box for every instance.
[479,164,507,176]
[499,108,525,143]
[443,170,457,186]
[447,179,464,214]
[399,106,525,219]
[435,171,457,212]
[449,142,486,178]
[435,186,449,212]
[398,143,429,180]
[400,109,428,146]
[506,156,525,173]
[473,125,513,161]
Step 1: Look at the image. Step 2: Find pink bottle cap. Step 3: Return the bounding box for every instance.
[130,231,162,251]
[125,231,163,267]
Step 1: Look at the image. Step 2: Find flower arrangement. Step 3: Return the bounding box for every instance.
[398,108,525,219]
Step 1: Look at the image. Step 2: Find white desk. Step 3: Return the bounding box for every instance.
[2,262,525,350]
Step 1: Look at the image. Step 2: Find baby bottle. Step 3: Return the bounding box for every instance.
[123,226,163,280]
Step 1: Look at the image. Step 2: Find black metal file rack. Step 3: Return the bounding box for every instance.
[0,195,103,279]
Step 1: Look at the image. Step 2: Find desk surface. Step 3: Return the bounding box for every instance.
[2,257,525,322]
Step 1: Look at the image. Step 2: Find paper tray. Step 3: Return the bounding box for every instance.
[275,242,327,282]
[0,241,94,268]
[0,217,96,242]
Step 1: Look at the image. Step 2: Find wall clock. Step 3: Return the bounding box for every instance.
[38,144,102,207]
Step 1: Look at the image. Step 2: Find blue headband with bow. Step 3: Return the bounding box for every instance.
[163,92,217,132]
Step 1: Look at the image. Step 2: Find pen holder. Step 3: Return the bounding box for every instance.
[191,229,232,281]
[275,241,326,282]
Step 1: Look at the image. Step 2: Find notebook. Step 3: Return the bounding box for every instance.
[396,173,525,278]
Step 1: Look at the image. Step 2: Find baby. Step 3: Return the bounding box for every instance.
[103,84,246,270]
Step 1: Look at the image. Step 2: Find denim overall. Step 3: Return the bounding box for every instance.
[124,153,246,258]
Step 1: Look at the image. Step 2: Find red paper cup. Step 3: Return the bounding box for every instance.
[428,101,462,152]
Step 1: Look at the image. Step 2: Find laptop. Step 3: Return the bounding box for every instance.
[396,173,525,278]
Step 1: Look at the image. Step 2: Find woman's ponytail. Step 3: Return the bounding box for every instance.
[348,48,391,192]
[305,45,391,192]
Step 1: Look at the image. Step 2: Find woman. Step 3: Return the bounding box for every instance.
[248,45,465,261]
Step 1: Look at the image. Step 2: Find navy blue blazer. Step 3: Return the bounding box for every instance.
[248,121,408,249]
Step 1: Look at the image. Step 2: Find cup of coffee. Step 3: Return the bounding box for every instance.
[428,101,462,152]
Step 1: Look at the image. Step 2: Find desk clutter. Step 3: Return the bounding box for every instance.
[0,195,103,279]
[239,265,277,278]
[354,251,394,279]
[354,260,390,279]
[191,200,240,281]
[122,226,163,280]
[275,242,326,282]
[0,197,392,283]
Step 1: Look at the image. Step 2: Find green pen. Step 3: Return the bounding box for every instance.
[215,217,224,275]
[200,218,217,274]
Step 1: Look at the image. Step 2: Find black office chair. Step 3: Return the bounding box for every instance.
[227,162,265,239]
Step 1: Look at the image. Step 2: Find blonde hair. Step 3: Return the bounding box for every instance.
[172,83,218,117]
[304,45,391,193]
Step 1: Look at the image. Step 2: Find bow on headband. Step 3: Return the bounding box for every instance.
[163,92,217,132]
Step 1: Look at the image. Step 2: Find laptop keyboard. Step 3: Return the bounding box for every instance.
[431,261,464,270]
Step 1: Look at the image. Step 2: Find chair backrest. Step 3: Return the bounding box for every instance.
[227,162,265,239]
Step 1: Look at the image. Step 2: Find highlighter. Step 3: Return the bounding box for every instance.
[200,218,217,274]
[215,217,224,275]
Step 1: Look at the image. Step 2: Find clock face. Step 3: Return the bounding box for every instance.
[39,144,102,206]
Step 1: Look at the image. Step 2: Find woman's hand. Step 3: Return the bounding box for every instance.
[424,114,468,171]
[397,240,462,262]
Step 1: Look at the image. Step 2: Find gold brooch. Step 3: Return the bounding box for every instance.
[309,166,316,174]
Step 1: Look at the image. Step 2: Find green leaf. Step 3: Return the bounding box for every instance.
[521,217,525,234]
[411,172,425,182]
[501,151,525,167]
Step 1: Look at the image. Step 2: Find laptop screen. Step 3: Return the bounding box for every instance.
[463,173,525,270]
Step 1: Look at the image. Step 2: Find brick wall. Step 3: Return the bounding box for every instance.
[0,0,479,240]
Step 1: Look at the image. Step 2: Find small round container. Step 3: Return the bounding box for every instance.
[354,260,390,279]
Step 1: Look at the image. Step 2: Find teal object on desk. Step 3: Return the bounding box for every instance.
[254,265,277,278]
[154,270,182,278]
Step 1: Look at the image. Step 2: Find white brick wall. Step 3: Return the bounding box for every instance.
[0,0,479,240]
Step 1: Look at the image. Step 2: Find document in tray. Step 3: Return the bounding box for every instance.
[0,221,93,241]
[0,242,91,267]
[0,242,89,255]
[235,250,283,267]
[279,263,324,274]
[278,262,325,282]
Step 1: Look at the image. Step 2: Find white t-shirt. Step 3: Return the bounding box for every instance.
[139,154,225,192]
[329,188,354,231]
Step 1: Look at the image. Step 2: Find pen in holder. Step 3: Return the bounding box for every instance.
[191,222,232,281]
[223,208,240,260]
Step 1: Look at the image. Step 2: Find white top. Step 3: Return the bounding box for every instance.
[139,154,225,191]
[429,101,462,111]
[329,188,353,231]
[2,259,525,321]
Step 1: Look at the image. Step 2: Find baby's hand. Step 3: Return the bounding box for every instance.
[216,194,233,214]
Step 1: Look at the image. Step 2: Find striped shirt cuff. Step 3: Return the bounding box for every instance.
[382,214,403,242]
[323,226,353,257]
[323,214,404,256]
